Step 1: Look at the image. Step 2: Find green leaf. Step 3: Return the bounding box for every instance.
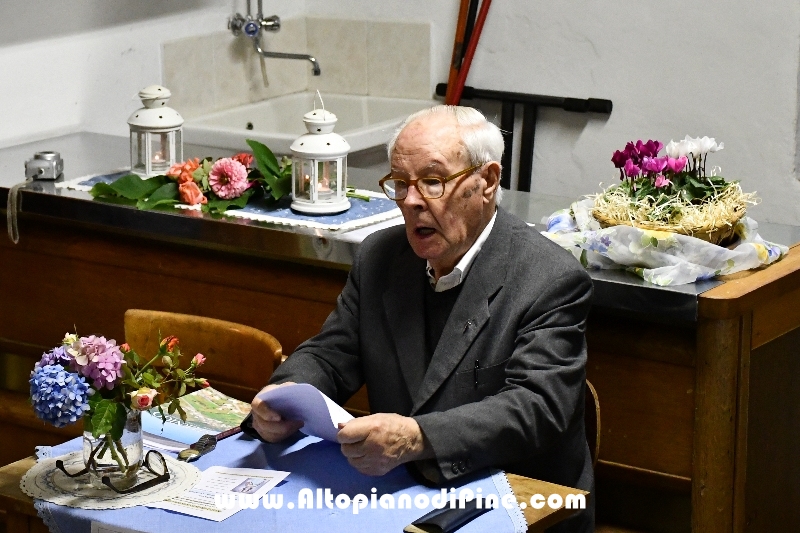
[90,174,169,200]
[204,189,255,214]
[346,191,370,201]
[92,195,138,207]
[247,139,281,177]
[90,400,123,439]
[136,183,179,210]
[179,382,186,396]
[89,182,120,198]
[176,403,187,422]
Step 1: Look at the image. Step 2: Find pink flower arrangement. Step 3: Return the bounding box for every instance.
[92,139,296,213]
[611,139,689,190]
[209,158,249,200]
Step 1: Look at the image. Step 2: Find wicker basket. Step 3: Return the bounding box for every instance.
[592,208,745,246]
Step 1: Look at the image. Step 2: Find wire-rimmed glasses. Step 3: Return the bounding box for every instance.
[56,449,170,495]
[379,164,482,200]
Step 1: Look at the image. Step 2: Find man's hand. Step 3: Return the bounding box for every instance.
[250,382,304,442]
[337,413,430,476]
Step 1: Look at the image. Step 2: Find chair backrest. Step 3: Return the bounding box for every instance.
[585,379,601,468]
[123,309,282,403]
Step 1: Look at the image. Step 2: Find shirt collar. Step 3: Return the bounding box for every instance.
[426,210,498,293]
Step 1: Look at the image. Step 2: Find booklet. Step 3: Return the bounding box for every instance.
[147,466,289,521]
[142,387,251,452]
[256,383,353,441]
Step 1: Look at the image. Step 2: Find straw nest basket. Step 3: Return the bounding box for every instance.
[591,182,754,246]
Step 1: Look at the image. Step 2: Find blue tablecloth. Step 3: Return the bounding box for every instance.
[34,433,526,533]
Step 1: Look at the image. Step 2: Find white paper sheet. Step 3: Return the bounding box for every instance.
[257,383,354,441]
[147,466,289,522]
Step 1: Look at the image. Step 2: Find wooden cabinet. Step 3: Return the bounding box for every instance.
[3,213,800,532]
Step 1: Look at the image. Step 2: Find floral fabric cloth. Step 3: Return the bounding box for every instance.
[543,199,789,286]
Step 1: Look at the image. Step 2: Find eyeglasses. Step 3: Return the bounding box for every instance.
[56,449,170,495]
[379,164,482,200]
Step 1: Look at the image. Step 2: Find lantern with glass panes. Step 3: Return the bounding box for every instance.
[290,108,351,214]
[128,85,183,178]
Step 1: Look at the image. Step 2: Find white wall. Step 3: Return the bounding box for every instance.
[2,0,800,224]
[0,0,303,147]
[307,0,800,225]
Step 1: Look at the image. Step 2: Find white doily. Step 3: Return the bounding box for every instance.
[21,451,201,510]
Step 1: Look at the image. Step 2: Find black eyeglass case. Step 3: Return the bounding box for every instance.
[403,499,490,533]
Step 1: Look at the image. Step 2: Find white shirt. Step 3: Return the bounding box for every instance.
[426,210,498,292]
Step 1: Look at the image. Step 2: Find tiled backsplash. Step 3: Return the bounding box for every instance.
[164,17,431,119]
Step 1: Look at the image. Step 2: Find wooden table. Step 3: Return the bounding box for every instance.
[587,244,800,531]
[0,457,586,533]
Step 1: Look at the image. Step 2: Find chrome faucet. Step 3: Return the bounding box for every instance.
[228,1,321,76]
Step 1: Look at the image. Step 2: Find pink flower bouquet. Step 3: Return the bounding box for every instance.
[594,136,756,244]
[90,139,293,214]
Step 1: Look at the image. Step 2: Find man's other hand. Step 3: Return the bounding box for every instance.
[250,382,304,442]
[337,413,430,476]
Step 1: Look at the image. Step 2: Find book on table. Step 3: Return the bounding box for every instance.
[142,387,251,452]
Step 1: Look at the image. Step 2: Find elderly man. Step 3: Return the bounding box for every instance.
[245,105,594,532]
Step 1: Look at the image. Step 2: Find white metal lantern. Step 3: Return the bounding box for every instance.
[128,85,183,178]
[290,108,351,214]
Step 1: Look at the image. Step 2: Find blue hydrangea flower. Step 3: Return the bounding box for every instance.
[29,364,91,428]
[35,346,72,370]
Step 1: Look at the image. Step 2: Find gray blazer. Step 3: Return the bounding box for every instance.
[269,207,594,530]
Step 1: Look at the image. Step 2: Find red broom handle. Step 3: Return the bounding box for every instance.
[445,0,473,105]
[451,0,493,105]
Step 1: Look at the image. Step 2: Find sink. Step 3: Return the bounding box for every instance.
[183,92,438,155]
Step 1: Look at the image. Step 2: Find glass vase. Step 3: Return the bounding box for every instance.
[83,408,143,489]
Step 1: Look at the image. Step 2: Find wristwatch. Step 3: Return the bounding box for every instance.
[177,434,217,462]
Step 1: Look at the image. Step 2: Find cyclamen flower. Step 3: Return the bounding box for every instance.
[209,158,249,200]
[624,159,641,178]
[666,156,688,174]
[635,140,663,158]
[73,335,125,390]
[611,150,628,169]
[687,136,724,156]
[654,174,672,188]
[36,346,72,370]
[642,156,667,174]
[30,364,91,428]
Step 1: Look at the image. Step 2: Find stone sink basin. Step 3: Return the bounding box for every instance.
[183,92,438,155]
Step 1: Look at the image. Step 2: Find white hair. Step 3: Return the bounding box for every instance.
[386,105,504,203]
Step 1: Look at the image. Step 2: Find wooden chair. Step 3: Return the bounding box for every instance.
[585,379,601,468]
[123,309,282,403]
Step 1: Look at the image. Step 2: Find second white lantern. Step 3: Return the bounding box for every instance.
[290,108,350,214]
